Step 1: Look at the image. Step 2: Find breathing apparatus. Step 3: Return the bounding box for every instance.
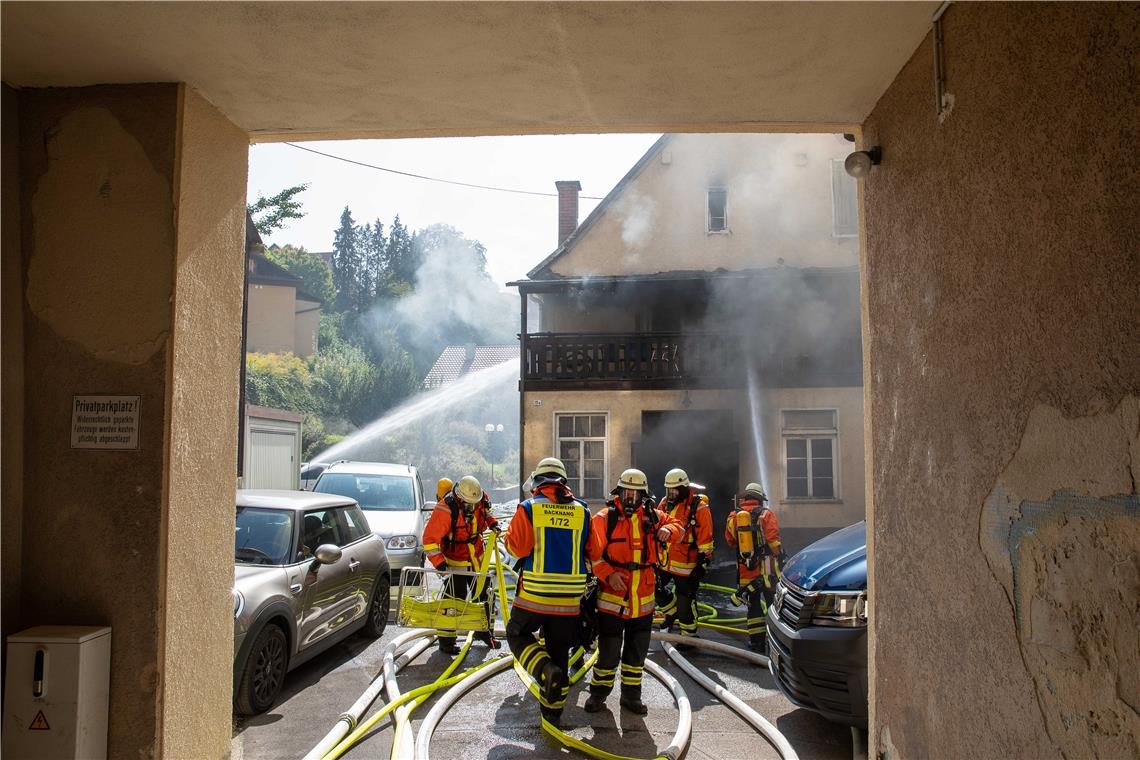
[733,482,768,571]
[613,468,650,515]
[454,475,482,516]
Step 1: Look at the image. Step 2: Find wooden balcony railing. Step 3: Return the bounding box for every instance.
[522,332,745,390]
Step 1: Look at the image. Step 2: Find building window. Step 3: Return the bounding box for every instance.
[556,413,607,500]
[782,409,838,499]
[831,160,858,237]
[707,188,728,233]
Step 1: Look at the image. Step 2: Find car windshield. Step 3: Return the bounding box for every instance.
[235,507,295,565]
[315,473,416,511]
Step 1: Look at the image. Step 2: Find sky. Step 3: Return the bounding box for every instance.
[247,134,663,288]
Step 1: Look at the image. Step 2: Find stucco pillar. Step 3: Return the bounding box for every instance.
[14,83,247,759]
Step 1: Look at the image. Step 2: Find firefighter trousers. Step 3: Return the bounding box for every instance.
[589,612,653,700]
[656,572,701,637]
[745,575,777,646]
[506,605,576,715]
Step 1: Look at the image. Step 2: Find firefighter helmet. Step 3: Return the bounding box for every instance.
[743,482,767,502]
[531,456,568,484]
[616,468,649,492]
[664,468,690,489]
[455,475,483,505]
[436,477,454,501]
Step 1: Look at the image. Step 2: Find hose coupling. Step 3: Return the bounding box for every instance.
[337,712,357,730]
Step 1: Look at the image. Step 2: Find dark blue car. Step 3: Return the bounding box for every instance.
[766,521,868,727]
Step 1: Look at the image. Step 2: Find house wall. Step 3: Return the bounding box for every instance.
[5,83,245,760]
[522,386,865,545]
[247,281,298,354]
[862,5,1140,758]
[294,304,320,358]
[550,133,860,277]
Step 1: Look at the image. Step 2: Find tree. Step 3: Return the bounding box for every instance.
[361,219,387,299]
[248,184,308,235]
[385,215,417,290]
[331,207,368,313]
[263,244,335,305]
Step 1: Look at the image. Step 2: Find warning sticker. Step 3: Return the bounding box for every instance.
[29,710,50,730]
[70,395,141,450]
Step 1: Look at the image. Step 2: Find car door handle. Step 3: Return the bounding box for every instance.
[290,583,303,594]
[349,559,361,572]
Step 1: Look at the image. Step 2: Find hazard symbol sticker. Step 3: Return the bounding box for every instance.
[29,710,50,730]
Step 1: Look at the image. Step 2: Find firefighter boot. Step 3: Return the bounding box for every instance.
[659,614,676,632]
[619,688,648,716]
[476,630,501,649]
[540,707,563,728]
[538,660,567,715]
[438,637,460,655]
[583,693,608,713]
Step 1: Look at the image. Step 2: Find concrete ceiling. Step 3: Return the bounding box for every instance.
[1,2,938,141]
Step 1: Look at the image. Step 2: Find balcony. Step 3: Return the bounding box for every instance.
[522,332,744,390]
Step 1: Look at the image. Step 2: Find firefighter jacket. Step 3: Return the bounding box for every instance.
[724,498,782,583]
[423,492,498,570]
[587,499,682,619]
[658,492,714,577]
[503,483,591,616]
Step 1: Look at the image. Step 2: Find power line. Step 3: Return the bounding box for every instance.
[284,142,605,200]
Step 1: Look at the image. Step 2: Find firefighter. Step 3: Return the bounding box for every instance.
[503,457,591,727]
[655,468,714,643]
[724,482,783,654]
[584,469,682,715]
[422,475,499,654]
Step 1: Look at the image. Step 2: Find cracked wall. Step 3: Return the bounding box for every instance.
[862,4,1140,758]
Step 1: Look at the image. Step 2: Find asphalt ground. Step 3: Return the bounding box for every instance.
[232,603,859,760]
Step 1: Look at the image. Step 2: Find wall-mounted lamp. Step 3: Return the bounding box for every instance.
[844,146,882,178]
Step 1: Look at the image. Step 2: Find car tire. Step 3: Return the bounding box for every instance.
[235,624,288,715]
[362,574,390,638]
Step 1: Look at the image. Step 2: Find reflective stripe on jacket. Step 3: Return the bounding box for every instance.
[658,493,714,576]
[422,493,497,569]
[504,485,590,616]
[587,502,681,619]
[724,499,781,582]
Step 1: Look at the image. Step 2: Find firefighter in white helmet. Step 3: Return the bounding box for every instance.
[423,475,499,653]
[725,481,783,654]
[502,457,591,727]
[584,468,682,715]
[655,468,714,643]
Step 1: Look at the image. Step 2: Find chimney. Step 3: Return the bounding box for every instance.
[555,180,582,246]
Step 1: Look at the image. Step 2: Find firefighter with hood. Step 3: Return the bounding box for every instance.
[422,475,499,654]
[655,468,714,642]
[584,469,682,715]
[724,482,784,653]
[503,457,591,727]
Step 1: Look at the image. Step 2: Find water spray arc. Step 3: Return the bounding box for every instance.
[315,359,518,463]
[745,359,772,498]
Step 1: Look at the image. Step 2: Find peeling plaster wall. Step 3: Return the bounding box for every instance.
[862,5,1140,758]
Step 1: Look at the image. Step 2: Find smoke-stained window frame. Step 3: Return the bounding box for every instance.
[780,407,841,502]
[830,159,859,238]
[552,411,609,502]
[706,187,729,234]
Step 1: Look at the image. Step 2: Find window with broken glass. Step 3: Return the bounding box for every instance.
[782,409,838,500]
[556,413,607,500]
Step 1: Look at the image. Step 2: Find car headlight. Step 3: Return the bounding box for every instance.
[387,534,418,550]
[810,591,867,627]
[232,589,245,618]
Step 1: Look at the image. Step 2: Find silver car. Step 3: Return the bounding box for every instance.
[232,490,390,715]
[312,462,428,576]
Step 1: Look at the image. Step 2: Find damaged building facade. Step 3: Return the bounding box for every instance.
[514,133,866,555]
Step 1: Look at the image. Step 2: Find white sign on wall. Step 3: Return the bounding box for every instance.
[71,395,141,450]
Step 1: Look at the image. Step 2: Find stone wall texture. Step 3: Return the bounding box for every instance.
[862,4,1139,758]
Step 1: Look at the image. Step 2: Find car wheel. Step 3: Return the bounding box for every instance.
[235,624,288,715]
[362,574,390,638]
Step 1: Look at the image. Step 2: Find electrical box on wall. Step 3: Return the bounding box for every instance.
[2,626,111,760]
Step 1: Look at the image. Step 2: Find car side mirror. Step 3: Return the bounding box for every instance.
[313,544,342,565]
[421,502,436,513]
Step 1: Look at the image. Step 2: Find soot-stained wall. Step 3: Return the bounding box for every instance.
[861,4,1139,758]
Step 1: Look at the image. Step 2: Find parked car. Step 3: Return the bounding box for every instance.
[232,490,390,715]
[312,462,427,578]
[766,521,868,727]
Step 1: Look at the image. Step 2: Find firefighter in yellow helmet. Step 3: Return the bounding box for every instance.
[422,475,499,653]
[503,457,591,727]
[655,468,714,643]
[725,482,783,653]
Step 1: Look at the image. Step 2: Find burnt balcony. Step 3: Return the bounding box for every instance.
[521,332,745,390]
